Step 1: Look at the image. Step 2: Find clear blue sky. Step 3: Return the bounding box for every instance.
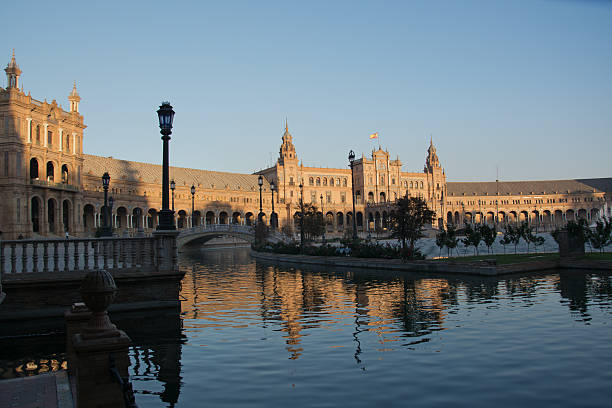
[4,0,611,182]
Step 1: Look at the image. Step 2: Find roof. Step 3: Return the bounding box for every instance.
[83,154,268,191]
[447,178,612,196]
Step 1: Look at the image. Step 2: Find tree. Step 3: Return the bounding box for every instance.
[445,223,460,257]
[500,225,515,254]
[589,217,612,253]
[462,223,482,256]
[518,221,534,253]
[296,203,325,242]
[389,196,435,259]
[479,224,497,254]
[435,228,447,258]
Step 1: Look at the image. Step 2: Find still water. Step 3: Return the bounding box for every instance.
[2,247,612,407]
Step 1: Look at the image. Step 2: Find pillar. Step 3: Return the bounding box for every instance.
[26,118,32,143]
[43,123,48,147]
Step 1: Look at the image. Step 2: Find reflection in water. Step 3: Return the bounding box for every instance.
[1,247,611,407]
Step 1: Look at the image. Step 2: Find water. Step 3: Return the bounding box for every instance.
[1,248,611,407]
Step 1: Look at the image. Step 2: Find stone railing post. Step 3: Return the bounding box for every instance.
[152,230,179,272]
[71,269,133,408]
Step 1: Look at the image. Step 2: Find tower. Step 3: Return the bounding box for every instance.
[68,82,81,113]
[278,119,297,166]
[4,50,22,90]
[423,137,446,227]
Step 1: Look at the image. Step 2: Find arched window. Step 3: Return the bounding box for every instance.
[46,161,54,181]
[61,164,69,184]
[420,181,424,189]
[323,178,327,186]
[30,158,39,179]
[309,177,314,186]
[336,178,340,186]
[343,178,347,187]
[410,181,413,188]
[316,177,321,186]
[35,125,41,144]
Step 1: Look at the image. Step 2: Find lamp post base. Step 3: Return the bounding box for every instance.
[157,209,176,231]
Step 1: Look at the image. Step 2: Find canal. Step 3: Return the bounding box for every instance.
[1,247,612,407]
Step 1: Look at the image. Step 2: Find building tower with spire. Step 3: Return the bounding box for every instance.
[4,50,21,90]
[423,137,446,227]
[68,82,81,113]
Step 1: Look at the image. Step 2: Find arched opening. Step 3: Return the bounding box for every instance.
[245,212,254,226]
[509,211,517,223]
[147,209,158,229]
[554,210,564,226]
[543,210,552,228]
[454,211,460,225]
[367,192,374,203]
[193,210,202,226]
[177,210,187,229]
[219,211,228,225]
[326,212,334,229]
[346,212,353,230]
[133,208,143,229]
[464,212,473,224]
[356,212,363,228]
[519,211,528,223]
[577,209,587,220]
[83,204,95,232]
[368,212,374,230]
[30,158,39,180]
[337,212,344,230]
[206,211,215,226]
[116,206,128,230]
[232,212,241,225]
[62,199,71,232]
[486,212,495,225]
[380,192,386,203]
[31,196,41,233]
[590,208,599,221]
[447,211,453,224]
[566,209,575,221]
[46,161,54,182]
[61,164,69,184]
[498,211,506,224]
[293,212,301,228]
[48,198,56,234]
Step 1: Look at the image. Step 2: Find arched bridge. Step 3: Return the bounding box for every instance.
[177,224,256,248]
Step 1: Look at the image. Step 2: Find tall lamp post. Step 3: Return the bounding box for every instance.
[101,172,111,236]
[348,150,358,241]
[270,180,276,230]
[320,193,326,243]
[156,102,176,230]
[258,175,264,223]
[191,185,196,228]
[170,179,176,211]
[299,181,305,250]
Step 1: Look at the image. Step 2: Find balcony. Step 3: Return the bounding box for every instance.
[30,178,79,192]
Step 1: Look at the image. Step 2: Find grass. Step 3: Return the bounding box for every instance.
[439,253,560,265]
[582,252,612,261]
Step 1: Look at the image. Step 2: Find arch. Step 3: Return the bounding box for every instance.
[380,192,386,203]
[447,211,453,224]
[336,178,340,186]
[346,211,353,229]
[325,211,334,226]
[116,206,128,230]
[132,207,143,229]
[245,212,254,226]
[367,212,374,230]
[83,204,95,232]
[309,177,314,186]
[46,161,55,182]
[48,198,57,234]
[322,177,327,186]
[486,212,495,225]
[30,158,39,179]
[356,211,363,228]
[464,212,473,224]
[590,208,599,221]
[206,211,215,226]
[232,211,241,225]
[577,209,587,220]
[193,210,202,226]
[566,209,575,221]
[554,210,564,226]
[316,177,321,186]
[509,211,518,223]
[410,181,414,188]
[343,178,347,187]
[61,164,69,184]
[219,211,228,225]
[31,196,41,233]
[498,211,506,224]
[368,192,374,203]
[543,210,552,227]
[454,211,460,225]
[177,210,188,229]
[62,199,71,232]
[147,208,158,229]
[519,211,528,223]
[337,212,344,228]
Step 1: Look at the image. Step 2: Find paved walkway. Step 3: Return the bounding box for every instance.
[0,371,73,408]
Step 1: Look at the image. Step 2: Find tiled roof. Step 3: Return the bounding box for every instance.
[83,155,268,191]
[447,178,612,196]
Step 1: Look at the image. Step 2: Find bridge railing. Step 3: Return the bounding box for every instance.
[0,236,162,275]
[178,224,255,237]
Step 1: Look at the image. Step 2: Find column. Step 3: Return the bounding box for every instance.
[26,118,32,143]
[43,123,48,147]
[59,128,63,152]
[72,133,77,154]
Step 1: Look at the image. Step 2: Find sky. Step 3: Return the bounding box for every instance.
[3,0,611,182]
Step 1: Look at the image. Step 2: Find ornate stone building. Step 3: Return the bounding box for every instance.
[1,54,610,239]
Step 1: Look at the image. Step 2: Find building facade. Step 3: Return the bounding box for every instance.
[1,55,610,239]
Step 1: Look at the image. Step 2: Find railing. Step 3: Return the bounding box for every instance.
[0,237,158,275]
[178,224,255,238]
[30,178,79,192]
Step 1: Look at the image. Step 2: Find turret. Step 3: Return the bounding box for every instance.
[278,119,297,165]
[4,50,22,90]
[68,82,81,113]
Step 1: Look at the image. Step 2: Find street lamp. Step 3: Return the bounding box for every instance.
[101,172,111,236]
[258,174,264,223]
[299,181,305,250]
[156,102,176,230]
[191,185,196,228]
[170,179,176,211]
[348,150,357,241]
[320,193,326,243]
[270,180,276,230]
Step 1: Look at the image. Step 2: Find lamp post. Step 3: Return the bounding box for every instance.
[320,193,326,243]
[299,181,305,250]
[191,185,196,228]
[170,179,176,212]
[101,172,111,236]
[270,180,276,230]
[348,150,357,241]
[108,196,114,235]
[258,175,264,224]
[156,102,176,230]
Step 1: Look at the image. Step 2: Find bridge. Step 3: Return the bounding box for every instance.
[177,224,286,249]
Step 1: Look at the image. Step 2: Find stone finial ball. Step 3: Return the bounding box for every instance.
[79,269,117,313]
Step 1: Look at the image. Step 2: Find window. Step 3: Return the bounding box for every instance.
[420,181,423,189]
[343,178,347,187]
[48,131,53,146]
[323,178,327,186]
[36,125,40,144]
[380,176,385,186]
[336,178,340,186]
[341,193,346,203]
[316,177,321,186]
[309,177,314,186]
[392,177,396,185]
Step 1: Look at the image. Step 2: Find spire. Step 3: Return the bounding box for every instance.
[279,121,297,165]
[68,81,81,113]
[285,117,288,132]
[5,49,22,89]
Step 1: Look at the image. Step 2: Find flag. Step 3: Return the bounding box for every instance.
[369,132,378,139]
